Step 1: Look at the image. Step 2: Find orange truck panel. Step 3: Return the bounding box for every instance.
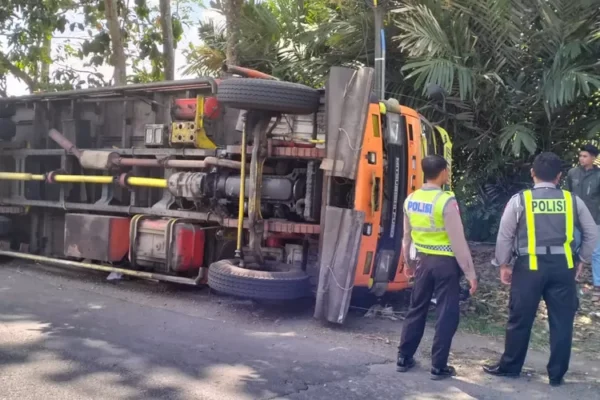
[405,114,423,195]
[353,103,384,287]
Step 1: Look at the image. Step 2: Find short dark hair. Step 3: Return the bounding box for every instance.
[532,152,563,182]
[422,155,448,181]
[580,144,599,157]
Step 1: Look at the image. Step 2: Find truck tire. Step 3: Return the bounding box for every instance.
[217,78,320,115]
[0,103,16,118]
[0,118,16,141]
[208,259,310,300]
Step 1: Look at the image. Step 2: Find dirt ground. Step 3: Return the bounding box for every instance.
[356,244,600,360]
[460,244,600,359]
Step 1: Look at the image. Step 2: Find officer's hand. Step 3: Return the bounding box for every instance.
[468,278,478,295]
[500,264,512,285]
[575,262,585,282]
[404,265,415,278]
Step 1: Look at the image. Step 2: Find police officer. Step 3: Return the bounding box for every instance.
[484,152,598,386]
[397,155,477,380]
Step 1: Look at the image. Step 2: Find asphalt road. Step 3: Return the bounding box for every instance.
[0,262,598,400]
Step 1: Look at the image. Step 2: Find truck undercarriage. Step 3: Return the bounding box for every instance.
[0,66,451,324]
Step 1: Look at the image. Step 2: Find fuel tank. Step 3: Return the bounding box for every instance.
[129,215,206,274]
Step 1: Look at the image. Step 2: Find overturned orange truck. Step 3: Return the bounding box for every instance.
[0,66,451,323]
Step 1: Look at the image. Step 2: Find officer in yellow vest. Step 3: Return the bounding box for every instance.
[484,152,598,386]
[397,155,477,380]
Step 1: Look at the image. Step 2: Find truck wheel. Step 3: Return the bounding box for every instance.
[0,118,16,141]
[217,78,320,115]
[0,103,16,118]
[208,259,310,300]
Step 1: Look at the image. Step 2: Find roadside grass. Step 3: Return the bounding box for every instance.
[458,312,550,351]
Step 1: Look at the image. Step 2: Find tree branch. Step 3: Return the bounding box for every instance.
[0,52,36,92]
[55,64,104,77]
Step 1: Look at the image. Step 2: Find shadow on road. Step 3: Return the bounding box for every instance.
[0,268,377,399]
[0,263,597,399]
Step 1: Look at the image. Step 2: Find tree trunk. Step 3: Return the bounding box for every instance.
[104,0,127,85]
[159,0,175,80]
[222,0,244,66]
[40,35,51,88]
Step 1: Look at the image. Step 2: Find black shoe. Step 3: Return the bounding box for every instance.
[482,364,520,378]
[396,356,416,372]
[549,378,563,387]
[431,365,456,380]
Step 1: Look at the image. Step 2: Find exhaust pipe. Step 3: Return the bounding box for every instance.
[50,129,119,170]
[49,129,83,158]
[48,129,250,171]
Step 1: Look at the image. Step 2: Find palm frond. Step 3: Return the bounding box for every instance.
[499,123,537,156]
[392,5,454,58]
[402,58,475,100]
[543,64,600,110]
[182,43,225,76]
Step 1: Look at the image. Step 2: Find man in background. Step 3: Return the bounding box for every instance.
[566,144,600,299]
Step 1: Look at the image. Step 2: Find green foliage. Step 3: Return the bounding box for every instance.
[2,0,599,241]
[79,0,189,84]
[0,0,75,91]
[187,0,600,240]
[185,0,397,86]
[0,0,191,91]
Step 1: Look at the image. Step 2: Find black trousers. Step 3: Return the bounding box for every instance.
[398,254,461,369]
[499,255,578,381]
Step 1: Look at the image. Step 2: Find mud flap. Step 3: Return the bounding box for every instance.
[314,206,365,324]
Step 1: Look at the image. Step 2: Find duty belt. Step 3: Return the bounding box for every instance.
[516,246,567,256]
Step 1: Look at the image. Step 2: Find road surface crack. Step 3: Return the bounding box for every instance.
[366,359,394,366]
[262,379,315,400]
[264,359,394,399]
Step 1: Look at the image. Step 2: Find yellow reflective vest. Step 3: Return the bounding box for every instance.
[405,189,455,256]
